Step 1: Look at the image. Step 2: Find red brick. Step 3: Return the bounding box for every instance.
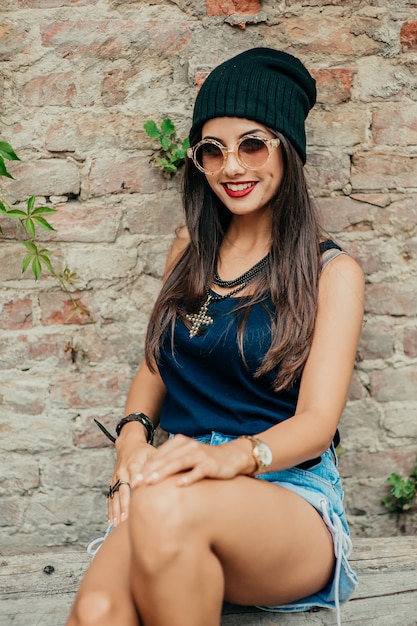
[373,196,417,236]
[21,72,77,107]
[319,196,377,233]
[0,296,33,330]
[365,282,417,317]
[73,414,115,448]
[37,202,123,244]
[0,457,40,493]
[305,150,349,193]
[40,20,136,60]
[4,159,80,203]
[286,0,352,5]
[41,20,191,61]
[351,152,417,191]
[45,111,154,154]
[339,448,417,480]
[145,20,192,56]
[39,290,95,325]
[342,240,384,277]
[313,68,354,104]
[403,327,417,357]
[206,0,260,16]
[347,370,365,401]
[0,22,30,61]
[1,378,46,414]
[26,333,66,362]
[309,107,366,147]
[88,157,165,198]
[19,0,97,6]
[269,16,378,56]
[0,499,23,526]
[371,365,417,402]
[123,191,183,237]
[373,105,417,146]
[194,71,210,93]
[49,371,129,409]
[358,321,395,360]
[400,21,417,51]
[101,67,137,106]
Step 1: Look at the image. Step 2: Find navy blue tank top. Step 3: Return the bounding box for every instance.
[158,241,342,438]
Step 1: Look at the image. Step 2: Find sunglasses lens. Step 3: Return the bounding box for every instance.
[238,138,269,168]
[195,142,224,173]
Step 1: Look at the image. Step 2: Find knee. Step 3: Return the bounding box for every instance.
[129,479,199,572]
[130,478,189,535]
[71,589,113,625]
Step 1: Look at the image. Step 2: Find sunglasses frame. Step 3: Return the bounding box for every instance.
[187,135,281,175]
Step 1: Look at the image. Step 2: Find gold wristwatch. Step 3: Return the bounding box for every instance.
[241,435,273,474]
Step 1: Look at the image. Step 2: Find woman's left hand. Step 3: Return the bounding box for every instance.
[130,434,256,488]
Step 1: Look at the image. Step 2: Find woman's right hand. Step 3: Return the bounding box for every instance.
[107,430,156,527]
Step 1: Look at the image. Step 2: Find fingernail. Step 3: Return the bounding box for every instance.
[135,473,143,484]
[121,512,126,522]
[146,471,159,484]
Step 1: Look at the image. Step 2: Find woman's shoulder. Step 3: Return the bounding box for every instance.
[319,246,364,301]
[163,226,190,279]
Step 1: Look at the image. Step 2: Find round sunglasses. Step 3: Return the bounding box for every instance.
[187,135,280,175]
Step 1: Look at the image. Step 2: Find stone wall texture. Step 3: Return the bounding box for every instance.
[1,0,417,551]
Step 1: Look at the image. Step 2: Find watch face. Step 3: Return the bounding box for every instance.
[256,442,272,468]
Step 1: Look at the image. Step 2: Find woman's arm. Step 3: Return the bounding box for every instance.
[251,252,365,470]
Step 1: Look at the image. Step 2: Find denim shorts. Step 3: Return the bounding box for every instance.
[194,431,358,626]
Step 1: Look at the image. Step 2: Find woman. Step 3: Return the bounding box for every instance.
[67,48,364,626]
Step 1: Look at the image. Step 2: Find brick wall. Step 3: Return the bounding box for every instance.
[1,0,416,550]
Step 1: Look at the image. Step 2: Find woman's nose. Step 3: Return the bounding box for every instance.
[222,148,245,175]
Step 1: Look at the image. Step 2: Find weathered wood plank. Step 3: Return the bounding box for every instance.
[1,537,417,626]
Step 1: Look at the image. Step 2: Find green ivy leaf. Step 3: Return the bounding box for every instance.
[174,148,186,159]
[24,217,36,238]
[38,253,54,273]
[22,253,34,274]
[143,120,160,139]
[23,240,37,253]
[32,256,41,280]
[161,118,175,136]
[156,159,177,173]
[31,206,58,216]
[27,195,36,213]
[33,216,56,231]
[160,136,171,152]
[0,141,20,161]
[3,209,26,218]
[0,158,14,179]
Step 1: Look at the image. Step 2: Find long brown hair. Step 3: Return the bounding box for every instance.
[145,132,324,391]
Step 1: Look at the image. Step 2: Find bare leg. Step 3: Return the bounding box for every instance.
[128,475,334,626]
[66,522,140,626]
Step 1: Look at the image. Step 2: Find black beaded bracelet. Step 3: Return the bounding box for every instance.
[93,412,155,445]
[115,413,155,444]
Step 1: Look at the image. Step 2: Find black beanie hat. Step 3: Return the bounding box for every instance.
[190,47,316,164]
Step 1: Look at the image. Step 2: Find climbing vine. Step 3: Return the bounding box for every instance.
[0,141,89,317]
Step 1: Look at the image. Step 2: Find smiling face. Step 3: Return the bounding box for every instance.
[200,117,284,221]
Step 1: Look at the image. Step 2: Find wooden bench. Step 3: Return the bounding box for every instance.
[1,536,416,625]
